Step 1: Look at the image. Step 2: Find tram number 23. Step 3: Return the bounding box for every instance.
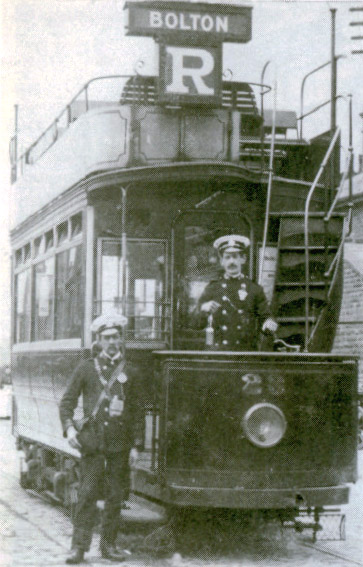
[241,373,263,395]
[159,44,222,103]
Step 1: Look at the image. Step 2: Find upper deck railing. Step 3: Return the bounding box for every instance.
[10,74,266,183]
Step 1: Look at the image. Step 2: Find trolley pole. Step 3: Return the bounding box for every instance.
[260,60,270,172]
[330,8,337,200]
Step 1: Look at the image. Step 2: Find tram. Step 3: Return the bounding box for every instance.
[10,1,358,537]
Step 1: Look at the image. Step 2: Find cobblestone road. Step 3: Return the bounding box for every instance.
[1,420,362,567]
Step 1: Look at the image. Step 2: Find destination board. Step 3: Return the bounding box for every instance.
[125,1,252,43]
[159,43,222,105]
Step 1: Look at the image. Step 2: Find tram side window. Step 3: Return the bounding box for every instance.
[15,269,31,343]
[33,258,55,341]
[98,239,167,341]
[55,245,82,339]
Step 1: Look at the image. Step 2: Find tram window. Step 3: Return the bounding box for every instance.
[15,248,22,267]
[14,269,31,343]
[45,229,54,251]
[56,221,69,245]
[98,239,167,341]
[54,245,82,339]
[173,213,252,338]
[70,213,82,238]
[33,258,55,341]
[33,235,45,258]
[24,243,31,262]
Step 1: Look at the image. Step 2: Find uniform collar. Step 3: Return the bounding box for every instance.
[223,273,244,280]
[99,351,122,365]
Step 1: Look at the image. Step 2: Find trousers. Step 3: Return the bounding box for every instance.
[71,451,129,552]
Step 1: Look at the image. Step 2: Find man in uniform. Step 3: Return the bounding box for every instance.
[59,314,143,564]
[196,235,277,350]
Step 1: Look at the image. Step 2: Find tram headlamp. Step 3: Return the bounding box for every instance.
[242,403,287,448]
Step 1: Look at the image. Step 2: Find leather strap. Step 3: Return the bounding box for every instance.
[91,357,126,419]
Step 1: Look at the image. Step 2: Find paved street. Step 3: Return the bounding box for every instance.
[0,419,362,567]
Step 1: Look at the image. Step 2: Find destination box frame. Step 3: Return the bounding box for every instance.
[124,1,252,43]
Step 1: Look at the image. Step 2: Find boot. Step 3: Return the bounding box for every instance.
[65,548,85,564]
[100,542,127,561]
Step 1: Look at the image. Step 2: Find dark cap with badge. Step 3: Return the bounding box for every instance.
[90,313,128,336]
[213,234,250,255]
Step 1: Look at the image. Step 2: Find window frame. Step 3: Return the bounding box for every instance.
[96,236,169,345]
[12,212,84,347]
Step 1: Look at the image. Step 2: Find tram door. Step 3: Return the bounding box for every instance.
[172,210,253,349]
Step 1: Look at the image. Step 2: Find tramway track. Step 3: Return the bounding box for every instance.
[0,496,69,551]
[301,541,363,567]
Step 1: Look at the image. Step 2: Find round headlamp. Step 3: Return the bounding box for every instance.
[242,403,287,448]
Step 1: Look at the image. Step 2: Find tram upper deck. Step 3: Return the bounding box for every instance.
[10,75,328,230]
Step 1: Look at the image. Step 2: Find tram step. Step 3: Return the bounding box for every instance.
[276,289,326,305]
[279,216,343,246]
[277,316,317,323]
[276,281,327,287]
[279,245,338,251]
[279,253,335,268]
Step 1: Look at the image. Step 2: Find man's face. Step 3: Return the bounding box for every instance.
[220,250,246,277]
[99,330,122,357]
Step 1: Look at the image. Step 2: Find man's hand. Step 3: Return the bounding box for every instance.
[66,425,81,450]
[262,318,278,334]
[201,300,221,314]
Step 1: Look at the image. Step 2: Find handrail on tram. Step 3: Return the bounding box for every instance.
[303,127,341,352]
[14,74,137,170]
[304,92,353,351]
[12,75,270,179]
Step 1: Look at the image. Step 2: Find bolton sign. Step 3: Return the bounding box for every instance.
[124,1,252,43]
[124,1,253,105]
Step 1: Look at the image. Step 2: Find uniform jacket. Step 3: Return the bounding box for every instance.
[59,353,143,452]
[196,275,271,350]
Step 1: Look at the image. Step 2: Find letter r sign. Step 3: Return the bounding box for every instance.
[159,43,221,105]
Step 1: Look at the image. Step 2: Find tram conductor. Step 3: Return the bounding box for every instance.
[59,314,142,564]
[197,235,277,350]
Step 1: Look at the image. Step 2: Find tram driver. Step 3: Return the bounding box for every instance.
[196,234,278,350]
[59,314,142,565]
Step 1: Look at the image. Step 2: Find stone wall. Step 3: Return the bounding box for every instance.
[333,243,363,393]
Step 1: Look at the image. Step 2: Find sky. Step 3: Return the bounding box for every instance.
[0,0,362,363]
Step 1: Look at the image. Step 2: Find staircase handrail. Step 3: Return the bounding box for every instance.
[307,209,351,347]
[303,127,341,352]
[324,167,349,223]
[324,208,352,280]
[258,80,277,285]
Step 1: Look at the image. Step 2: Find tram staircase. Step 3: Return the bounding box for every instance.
[272,213,345,352]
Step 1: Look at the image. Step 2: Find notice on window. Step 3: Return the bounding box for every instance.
[258,246,278,303]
